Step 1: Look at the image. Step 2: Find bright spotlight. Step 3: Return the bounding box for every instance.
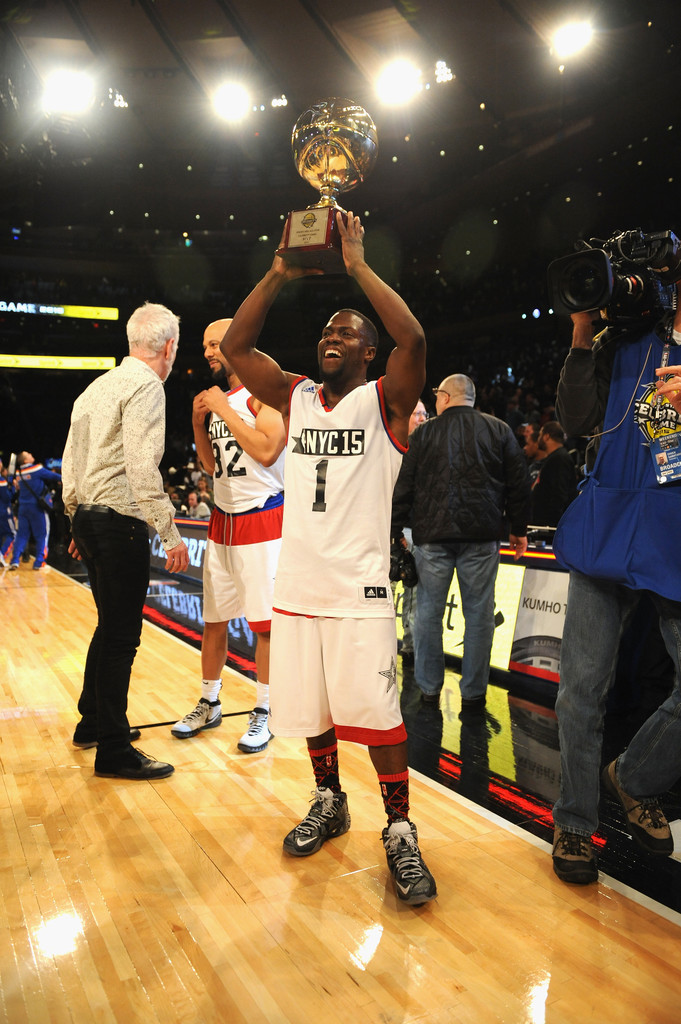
[213,82,251,122]
[375,60,422,105]
[552,20,593,59]
[42,70,95,115]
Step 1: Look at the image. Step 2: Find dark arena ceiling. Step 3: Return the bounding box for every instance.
[1,0,681,452]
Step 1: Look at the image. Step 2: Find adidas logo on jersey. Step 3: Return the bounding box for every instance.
[363,586,388,599]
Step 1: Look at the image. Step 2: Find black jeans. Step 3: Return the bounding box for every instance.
[72,506,150,757]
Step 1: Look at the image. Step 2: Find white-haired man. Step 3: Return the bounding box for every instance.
[62,301,189,780]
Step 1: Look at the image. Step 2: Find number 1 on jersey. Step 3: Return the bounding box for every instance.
[312,459,328,512]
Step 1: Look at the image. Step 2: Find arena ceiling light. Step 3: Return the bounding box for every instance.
[41,69,95,115]
[375,59,423,106]
[212,82,251,122]
[551,20,593,60]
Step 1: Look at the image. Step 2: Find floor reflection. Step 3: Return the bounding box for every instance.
[49,544,681,915]
[399,656,681,914]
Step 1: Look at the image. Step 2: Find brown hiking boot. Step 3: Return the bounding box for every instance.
[552,827,598,885]
[601,760,673,856]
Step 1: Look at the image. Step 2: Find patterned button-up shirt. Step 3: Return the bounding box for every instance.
[62,355,181,550]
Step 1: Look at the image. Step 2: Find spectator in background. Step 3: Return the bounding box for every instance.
[196,476,214,508]
[392,374,531,714]
[504,394,525,435]
[398,399,428,662]
[8,451,61,571]
[186,490,211,520]
[529,420,578,528]
[0,456,16,567]
[522,423,548,485]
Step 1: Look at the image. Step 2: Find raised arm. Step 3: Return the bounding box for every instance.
[220,254,320,416]
[555,312,613,437]
[339,212,426,445]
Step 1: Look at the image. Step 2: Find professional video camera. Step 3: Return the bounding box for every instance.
[547,228,681,321]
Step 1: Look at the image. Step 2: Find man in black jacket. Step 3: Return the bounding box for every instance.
[392,374,530,711]
[529,420,577,528]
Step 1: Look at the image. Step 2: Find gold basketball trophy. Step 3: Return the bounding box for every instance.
[277,98,378,273]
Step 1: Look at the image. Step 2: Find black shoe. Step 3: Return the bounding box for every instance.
[73,726,142,750]
[459,695,486,717]
[283,788,351,856]
[94,747,174,780]
[382,820,437,905]
[552,827,598,885]
[420,690,441,706]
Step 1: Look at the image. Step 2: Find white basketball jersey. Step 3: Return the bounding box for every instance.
[274,377,406,617]
[209,385,285,513]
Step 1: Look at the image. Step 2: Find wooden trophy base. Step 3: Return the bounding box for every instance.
[276,207,347,273]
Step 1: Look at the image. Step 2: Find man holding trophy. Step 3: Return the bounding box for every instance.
[220,99,437,906]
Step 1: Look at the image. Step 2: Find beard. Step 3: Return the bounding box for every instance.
[318,357,344,383]
[211,363,227,382]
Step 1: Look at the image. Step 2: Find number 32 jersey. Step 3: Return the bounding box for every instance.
[209,385,285,514]
[273,376,406,618]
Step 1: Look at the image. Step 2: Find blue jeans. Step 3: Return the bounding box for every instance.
[72,506,150,757]
[554,570,681,836]
[413,540,499,699]
[401,527,415,652]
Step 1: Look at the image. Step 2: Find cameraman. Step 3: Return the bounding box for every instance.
[551,296,681,884]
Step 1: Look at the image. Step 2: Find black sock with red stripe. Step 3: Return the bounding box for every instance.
[378,770,410,824]
[309,743,341,793]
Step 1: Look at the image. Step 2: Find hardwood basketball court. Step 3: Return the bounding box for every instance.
[2,563,680,1023]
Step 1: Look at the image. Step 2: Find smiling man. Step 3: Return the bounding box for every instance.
[220,212,437,907]
[171,318,286,753]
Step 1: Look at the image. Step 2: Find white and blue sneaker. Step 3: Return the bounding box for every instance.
[237,707,273,753]
[171,698,222,738]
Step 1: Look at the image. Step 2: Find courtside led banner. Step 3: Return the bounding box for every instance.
[0,299,118,320]
[0,354,116,370]
[395,548,570,684]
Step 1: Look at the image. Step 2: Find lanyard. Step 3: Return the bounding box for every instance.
[652,321,676,436]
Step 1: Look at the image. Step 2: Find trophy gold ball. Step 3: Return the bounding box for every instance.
[277,98,378,273]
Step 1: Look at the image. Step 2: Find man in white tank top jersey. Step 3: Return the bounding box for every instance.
[171,319,286,752]
[220,213,437,906]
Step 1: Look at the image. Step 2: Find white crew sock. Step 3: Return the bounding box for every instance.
[201,678,222,703]
[255,680,269,711]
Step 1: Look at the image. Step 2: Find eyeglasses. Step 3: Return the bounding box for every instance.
[432,388,450,397]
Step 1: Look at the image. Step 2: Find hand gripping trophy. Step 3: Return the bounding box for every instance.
[276,98,378,273]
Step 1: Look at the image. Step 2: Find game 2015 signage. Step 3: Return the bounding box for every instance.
[0,299,118,319]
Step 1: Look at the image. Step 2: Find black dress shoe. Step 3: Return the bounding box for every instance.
[73,727,142,750]
[94,747,174,780]
[420,690,441,706]
[459,695,486,717]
